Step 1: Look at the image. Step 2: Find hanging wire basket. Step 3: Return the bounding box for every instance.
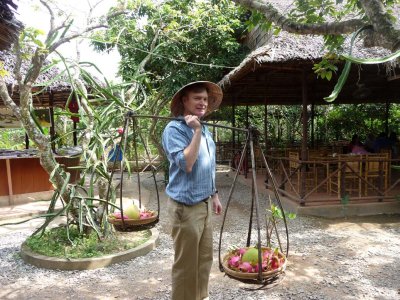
[106,112,161,231]
[107,211,159,230]
[221,246,287,281]
[218,127,290,284]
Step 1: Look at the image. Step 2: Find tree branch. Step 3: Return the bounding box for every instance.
[40,0,55,33]
[48,10,128,53]
[231,0,366,35]
[0,77,21,119]
[125,28,160,104]
[359,0,400,51]
[25,49,47,89]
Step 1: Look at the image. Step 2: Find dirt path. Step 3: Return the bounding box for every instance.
[0,171,399,300]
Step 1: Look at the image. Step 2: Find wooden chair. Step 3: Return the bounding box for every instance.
[364,153,390,196]
[254,147,266,174]
[329,154,363,198]
[288,151,301,189]
[288,151,316,192]
[379,148,392,181]
[308,150,330,192]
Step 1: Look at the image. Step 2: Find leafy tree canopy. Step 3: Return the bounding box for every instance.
[93,0,249,103]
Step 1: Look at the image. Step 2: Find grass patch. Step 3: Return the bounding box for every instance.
[25,225,151,259]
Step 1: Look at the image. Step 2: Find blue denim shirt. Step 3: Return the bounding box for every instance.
[162,119,216,205]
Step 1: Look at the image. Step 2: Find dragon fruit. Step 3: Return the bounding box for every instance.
[226,247,285,274]
[254,262,268,273]
[238,248,247,256]
[270,256,281,270]
[113,211,128,219]
[139,209,155,219]
[238,262,253,273]
[228,255,241,268]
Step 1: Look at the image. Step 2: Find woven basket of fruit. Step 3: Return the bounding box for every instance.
[222,246,286,281]
[107,204,158,228]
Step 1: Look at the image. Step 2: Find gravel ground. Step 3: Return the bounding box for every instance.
[1,170,400,300]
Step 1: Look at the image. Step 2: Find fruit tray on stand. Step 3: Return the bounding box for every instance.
[221,246,287,281]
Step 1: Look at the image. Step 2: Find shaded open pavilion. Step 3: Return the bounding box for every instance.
[217,24,400,209]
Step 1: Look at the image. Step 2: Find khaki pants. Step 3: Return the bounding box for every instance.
[168,198,213,300]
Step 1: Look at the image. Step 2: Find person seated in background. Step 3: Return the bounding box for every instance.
[364,133,375,153]
[373,132,391,153]
[351,144,369,154]
[389,131,398,158]
[348,134,369,154]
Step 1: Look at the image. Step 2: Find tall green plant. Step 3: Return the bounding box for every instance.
[0,1,139,241]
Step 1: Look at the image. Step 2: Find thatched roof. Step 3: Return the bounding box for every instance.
[0,50,73,107]
[218,2,400,106]
[0,0,23,50]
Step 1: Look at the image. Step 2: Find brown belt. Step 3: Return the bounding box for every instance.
[171,197,210,206]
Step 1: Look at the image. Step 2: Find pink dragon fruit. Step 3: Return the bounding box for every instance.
[113,211,128,219]
[263,249,272,261]
[254,262,268,273]
[139,211,153,219]
[238,262,253,273]
[270,256,281,270]
[228,255,241,268]
[238,248,247,257]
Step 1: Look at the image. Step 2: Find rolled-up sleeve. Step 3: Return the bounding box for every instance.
[162,123,190,172]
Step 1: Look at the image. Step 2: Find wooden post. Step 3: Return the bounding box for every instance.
[339,161,345,199]
[311,103,315,148]
[5,159,13,205]
[25,133,29,149]
[245,104,249,178]
[232,97,236,154]
[264,100,268,149]
[300,70,309,204]
[73,122,78,146]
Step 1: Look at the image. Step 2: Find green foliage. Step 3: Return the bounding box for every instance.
[290,0,337,24]
[0,61,9,78]
[0,129,25,149]
[238,102,400,148]
[90,0,250,163]
[322,103,399,142]
[268,204,296,220]
[341,194,350,206]
[26,225,150,258]
[312,55,339,81]
[246,11,272,32]
[19,27,46,49]
[94,0,249,101]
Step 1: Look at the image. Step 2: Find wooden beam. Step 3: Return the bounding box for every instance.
[5,159,13,205]
[300,70,308,204]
